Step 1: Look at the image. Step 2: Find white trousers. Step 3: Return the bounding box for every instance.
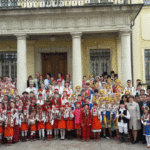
[146,135,150,146]
[119,126,128,134]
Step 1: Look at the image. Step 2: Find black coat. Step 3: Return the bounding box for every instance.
[138,101,150,116]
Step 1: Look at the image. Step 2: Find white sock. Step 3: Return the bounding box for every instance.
[50,130,52,135]
[60,129,63,138]
[25,131,27,136]
[42,129,45,137]
[63,129,65,138]
[39,130,41,138]
[148,136,150,146]
[31,132,34,136]
[22,131,24,137]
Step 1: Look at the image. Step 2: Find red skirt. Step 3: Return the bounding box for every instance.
[46,123,53,130]
[38,122,45,130]
[21,123,29,131]
[75,123,81,129]
[53,119,58,129]
[91,116,101,131]
[4,125,14,137]
[66,118,74,130]
[0,126,3,134]
[30,124,36,131]
[58,117,66,129]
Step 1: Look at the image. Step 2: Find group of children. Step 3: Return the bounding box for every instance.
[0,90,134,146]
[0,73,150,148]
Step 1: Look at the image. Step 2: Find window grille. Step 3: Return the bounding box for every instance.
[0,51,17,80]
[90,49,110,77]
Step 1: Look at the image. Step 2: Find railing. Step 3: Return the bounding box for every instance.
[144,0,150,5]
[0,0,133,9]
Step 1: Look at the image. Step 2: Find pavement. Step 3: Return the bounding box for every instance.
[0,138,149,150]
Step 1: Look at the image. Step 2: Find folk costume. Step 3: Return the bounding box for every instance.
[4,111,14,146]
[36,108,46,140]
[45,108,54,141]
[65,106,74,139]
[80,104,92,141]
[91,104,101,141]
[141,107,150,148]
[28,109,37,141]
[0,108,4,144]
[57,105,66,140]
[72,102,82,140]
[116,100,130,144]
[52,107,59,139]
[20,108,29,142]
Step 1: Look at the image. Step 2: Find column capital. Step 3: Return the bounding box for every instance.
[15,34,27,40]
[70,32,82,38]
[119,30,132,36]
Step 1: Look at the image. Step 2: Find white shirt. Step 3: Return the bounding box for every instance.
[36,99,45,106]
[116,108,130,127]
[44,79,50,89]
[25,87,37,95]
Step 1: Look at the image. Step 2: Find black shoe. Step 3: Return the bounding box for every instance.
[132,141,136,144]
[142,141,146,144]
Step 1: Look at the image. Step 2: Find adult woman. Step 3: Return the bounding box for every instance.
[127,95,141,144]
[27,76,36,88]
[37,75,44,89]
[44,73,52,90]
[121,95,129,108]
[57,73,65,87]
[65,74,72,88]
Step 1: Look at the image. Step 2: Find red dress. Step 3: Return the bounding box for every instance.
[58,112,66,129]
[91,109,101,131]
[66,112,74,130]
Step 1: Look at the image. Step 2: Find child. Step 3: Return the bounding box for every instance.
[116,100,130,144]
[52,105,59,139]
[72,102,82,140]
[20,107,29,142]
[36,107,46,140]
[29,108,37,141]
[75,86,81,95]
[65,105,74,140]
[45,107,54,141]
[141,106,150,148]
[58,105,66,140]
[99,97,106,138]
[110,98,119,140]
[0,102,4,144]
[81,103,91,141]
[92,89,99,104]
[105,97,112,139]
[4,110,14,146]
[91,103,101,141]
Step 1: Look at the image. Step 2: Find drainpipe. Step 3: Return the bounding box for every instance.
[130,21,135,86]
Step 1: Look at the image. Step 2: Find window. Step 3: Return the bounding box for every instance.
[90,49,110,77]
[0,52,17,80]
[145,50,150,83]
[144,0,150,5]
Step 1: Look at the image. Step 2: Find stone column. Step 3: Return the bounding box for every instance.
[15,34,27,95]
[71,32,82,90]
[116,36,121,80]
[120,31,132,86]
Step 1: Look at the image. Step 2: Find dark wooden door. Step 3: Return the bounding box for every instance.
[42,53,67,79]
